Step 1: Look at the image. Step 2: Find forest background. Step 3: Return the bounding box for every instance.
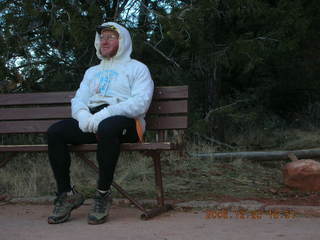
[1,0,320,201]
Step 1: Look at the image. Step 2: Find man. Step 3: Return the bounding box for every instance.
[46,22,154,225]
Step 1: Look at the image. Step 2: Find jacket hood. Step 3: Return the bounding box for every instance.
[94,22,132,62]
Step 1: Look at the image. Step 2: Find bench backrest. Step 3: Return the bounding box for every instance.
[0,86,188,140]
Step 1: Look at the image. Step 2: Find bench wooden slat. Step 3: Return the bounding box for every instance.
[0,100,188,121]
[0,107,71,120]
[0,142,176,152]
[0,116,187,133]
[148,100,188,114]
[0,86,188,106]
[0,92,74,106]
[146,116,188,130]
[0,120,57,134]
[153,86,188,100]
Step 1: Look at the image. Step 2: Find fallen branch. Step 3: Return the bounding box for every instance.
[188,148,320,161]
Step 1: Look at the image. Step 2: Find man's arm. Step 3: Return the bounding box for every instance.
[71,69,93,132]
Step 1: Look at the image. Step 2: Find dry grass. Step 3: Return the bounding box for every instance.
[162,143,285,200]
[0,143,284,201]
[1,128,320,201]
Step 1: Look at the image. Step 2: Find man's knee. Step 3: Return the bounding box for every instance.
[47,119,75,139]
[47,122,62,139]
[96,116,125,139]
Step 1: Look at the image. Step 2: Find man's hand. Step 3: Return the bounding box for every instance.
[87,108,111,133]
[77,110,93,132]
[87,116,96,133]
[87,113,103,133]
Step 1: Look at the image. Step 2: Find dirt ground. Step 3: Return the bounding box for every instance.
[1,203,320,240]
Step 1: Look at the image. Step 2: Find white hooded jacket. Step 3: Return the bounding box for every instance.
[71,22,154,135]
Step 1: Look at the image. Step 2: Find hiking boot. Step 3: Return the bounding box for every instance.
[87,190,112,225]
[48,187,85,224]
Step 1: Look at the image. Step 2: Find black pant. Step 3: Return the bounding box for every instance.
[47,116,139,194]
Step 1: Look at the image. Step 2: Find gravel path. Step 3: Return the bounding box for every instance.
[1,203,320,240]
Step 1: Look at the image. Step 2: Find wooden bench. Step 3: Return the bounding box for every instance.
[0,86,188,219]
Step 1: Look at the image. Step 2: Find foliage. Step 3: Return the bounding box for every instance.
[0,0,132,92]
[152,0,320,141]
[0,0,320,144]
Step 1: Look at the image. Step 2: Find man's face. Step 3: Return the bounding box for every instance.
[100,30,119,59]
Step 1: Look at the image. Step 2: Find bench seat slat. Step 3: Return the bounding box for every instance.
[0,100,188,121]
[0,142,176,152]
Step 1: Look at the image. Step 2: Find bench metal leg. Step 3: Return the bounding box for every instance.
[140,151,173,220]
[76,152,173,219]
[152,151,165,206]
[75,153,149,215]
[140,204,173,220]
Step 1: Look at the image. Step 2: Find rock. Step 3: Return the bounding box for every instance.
[282,154,320,192]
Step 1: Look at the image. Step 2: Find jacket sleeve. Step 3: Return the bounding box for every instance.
[71,69,92,121]
[93,64,154,121]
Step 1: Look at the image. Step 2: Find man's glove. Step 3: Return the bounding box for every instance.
[77,110,93,132]
[87,108,111,133]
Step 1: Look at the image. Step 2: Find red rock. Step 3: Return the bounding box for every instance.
[283,156,320,192]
